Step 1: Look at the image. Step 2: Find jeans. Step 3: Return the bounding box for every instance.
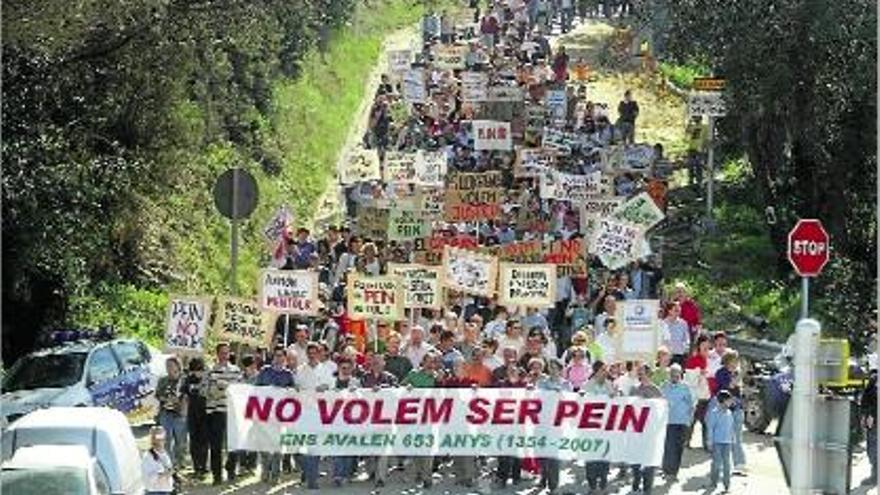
[687,399,710,449]
[187,411,208,473]
[497,456,522,483]
[540,458,560,490]
[158,410,187,466]
[732,407,746,467]
[299,455,320,488]
[868,426,878,480]
[206,412,226,482]
[585,461,609,489]
[631,465,655,493]
[261,453,282,481]
[414,456,434,484]
[618,121,635,144]
[332,456,355,482]
[710,443,732,489]
[367,456,389,484]
[662,424,687,476]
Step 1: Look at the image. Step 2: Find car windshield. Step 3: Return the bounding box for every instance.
[3,353,87,392]
[1,467,90,495]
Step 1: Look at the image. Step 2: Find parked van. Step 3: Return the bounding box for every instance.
[1,407,145,495]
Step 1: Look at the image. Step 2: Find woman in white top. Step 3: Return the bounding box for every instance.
[142,426,174,495]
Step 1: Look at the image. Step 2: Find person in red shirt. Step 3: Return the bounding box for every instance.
[674,282,702,338]
[685,334,711,450]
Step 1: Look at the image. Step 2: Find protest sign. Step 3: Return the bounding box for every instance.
[472,120,512,151]
[387,209,430,241]
[419,186,445,218]
[165,296,212,354]
[524,105,546,147]
[514,148,556,178]
[215,297,273,347]
[354,206,390,240]
[543,238,584,276]
[445,171,503,222]
[542,127,576,154]
[264,205,293,243]
[461,71,488,103]
[340,148,381,184]
[498,263,557,308]
[387,49,412,76]
[420,232,479,264]
[259,269,320,315]
[579,196,625,239]
[388,263,444,309]
[418,151,448,186]
[346,274,405,321]
[228,386,668,465]
[383,151,420,183]
[611,192,665,230]
[539,170,609,202]
[687,91,727,117]
[497,240,544,262]
[602,145,655,174]
[487,85,524,102]
[442,246,498,297]
[591,219,644,270]
[403,69,426,104]
[433,45,468,70]
[614,300,661,362]
[545,89,567,123]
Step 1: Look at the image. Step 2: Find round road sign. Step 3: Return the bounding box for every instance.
[213,168,259,220]
[787,219,830,277]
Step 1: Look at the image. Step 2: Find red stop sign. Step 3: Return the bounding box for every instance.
[787,219,830,277]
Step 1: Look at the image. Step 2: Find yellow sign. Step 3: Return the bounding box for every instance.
[692,77,726,92]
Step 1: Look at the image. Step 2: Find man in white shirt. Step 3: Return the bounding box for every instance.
[707,331,728,378]
[403,325,435,369]
[296,342,335,489]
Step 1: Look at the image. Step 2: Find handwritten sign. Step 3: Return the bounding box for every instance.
[387,49,412,75]
[418,151,448,186]
[498,263,557,308]
[461,71,488,102]
[264,205,293,243]
[611,192,665,230]
[498,240,544,262]
[353,206,390,240]
[487,85,524,102]
[445,171,503,222]
[591,219,644,270]
[388,263,444,309]
[614,300,661,362]
[347,274,405,321]
[472,120,512,151]
[580,197,626,238]
[165,296,212,354]
[525,105,546,146]
[545,89,567,123]
[259,269,320,315]
[543,238,584,276]
[340,147,381,184]
[601,145,655,174]
[542,127,576,154]
[539,170,609,202]
[514,148,555,178]
[442,246,498,297]
[687,91,727,117]
[403,69,426,104]
[383,151,419,183]
[215,297,272,347]
[433,45,468,70]
[387,209,429,241]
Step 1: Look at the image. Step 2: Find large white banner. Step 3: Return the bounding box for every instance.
[227,386,668,465]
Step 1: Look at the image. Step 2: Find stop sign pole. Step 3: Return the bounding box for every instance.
[786,219,829,495]
[787,219,830,318]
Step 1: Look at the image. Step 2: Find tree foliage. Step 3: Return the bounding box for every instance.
[660,0,877,348]
[1,0,357,359]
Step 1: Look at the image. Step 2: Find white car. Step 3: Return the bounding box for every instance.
[2,407,146,495]
[1,445,112,495]
[1,338,167,425]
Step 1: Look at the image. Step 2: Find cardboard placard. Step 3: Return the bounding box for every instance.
[611,192,665,231]
[418,151,448,186]
[354,206,390,240]
[541,127,576,154]
[539,170,609,202]
[601,144,655,174]
[487,85,524,102]
[545,89,567,123]
[442,246,498,297]
[346,274,405,321]
[579,196,626,238]
[388,263,444,309]
[461,71,488,103]
[433,45,468,70]
[340,147,381,184]
[472,120,512,151]
[497,240,544,262]
[444,171,503,222]
[215,297,273,347]
[614,299,661,362]
[591,219,644,270]
[387,49,412,76]
[543,238,585,276]
[387,209,430,241]
[403,69,427,104]
[498,263,557,308]
[165,295,212,354]
[383,151,420,183]
[514,147,556,178]
[259,269,320,315]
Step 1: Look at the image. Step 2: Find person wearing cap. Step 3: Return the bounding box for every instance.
[142,426,174,495]
[661,363,693,480]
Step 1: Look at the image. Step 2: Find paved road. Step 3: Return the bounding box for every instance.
[172,426,874,495]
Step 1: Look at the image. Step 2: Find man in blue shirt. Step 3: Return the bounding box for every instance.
[661,364,693,480]
[255,346,295,483]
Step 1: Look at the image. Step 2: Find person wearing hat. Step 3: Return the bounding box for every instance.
[661,363,694,480]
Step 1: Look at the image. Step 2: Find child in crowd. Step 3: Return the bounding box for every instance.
[142,426,174,495]
[707,390,735,493]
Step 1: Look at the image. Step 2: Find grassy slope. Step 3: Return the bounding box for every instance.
[69,0,440,346]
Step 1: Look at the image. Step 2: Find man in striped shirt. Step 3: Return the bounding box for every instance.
[203,342,242,486]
